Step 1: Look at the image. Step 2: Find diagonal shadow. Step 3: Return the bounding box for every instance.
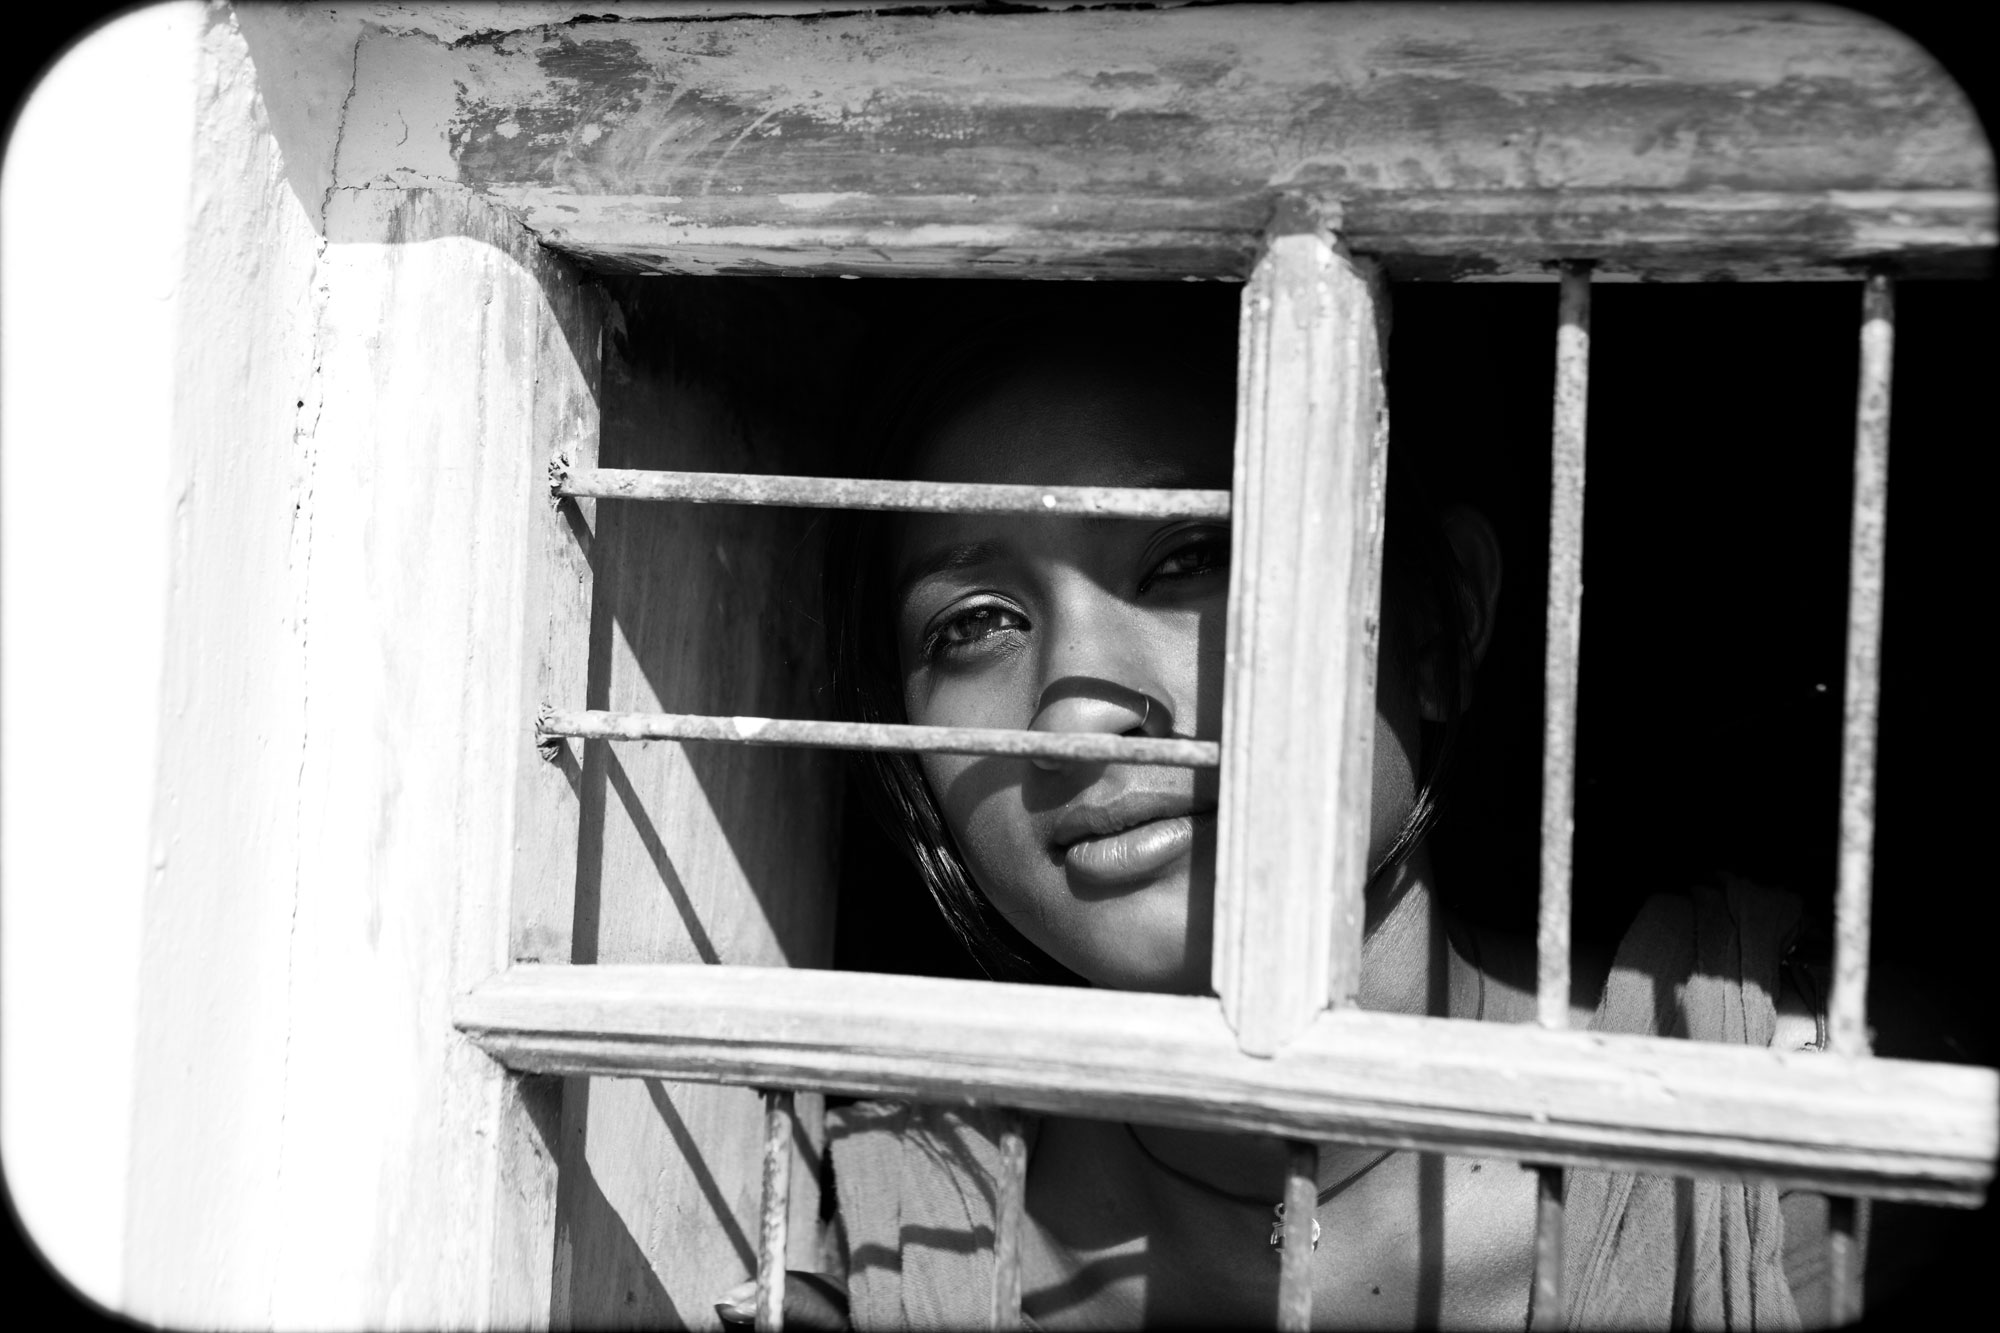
[584,280,855,970]
[554,1078,684,1329]
[646,1079,760,1272]
[604,747,721,963]
[1041,1249,1149,1322]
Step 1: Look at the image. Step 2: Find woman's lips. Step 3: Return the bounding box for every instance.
[1064,811,1214,886]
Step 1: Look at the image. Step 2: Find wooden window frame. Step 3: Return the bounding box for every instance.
[422,3,2000,1327]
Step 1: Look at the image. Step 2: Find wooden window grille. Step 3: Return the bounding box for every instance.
[442,5,2000,1329]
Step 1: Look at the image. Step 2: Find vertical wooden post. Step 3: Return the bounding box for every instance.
[990,1112,1028,1331]
[1213,200,1389,1055]
[1530,263,1591,1329]
[755,1090,795,1333]
[1825,271,1894,1326]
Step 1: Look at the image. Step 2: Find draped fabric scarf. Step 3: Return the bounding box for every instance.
[1559,881,1806,1330]
[830,881,1812,1330]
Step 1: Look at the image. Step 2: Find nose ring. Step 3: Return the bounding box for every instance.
[1139,696,1152,731]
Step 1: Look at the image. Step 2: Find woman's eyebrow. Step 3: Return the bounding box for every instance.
[895,539,1009,593]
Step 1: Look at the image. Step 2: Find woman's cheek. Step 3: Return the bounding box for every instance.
[923,753,1035,886]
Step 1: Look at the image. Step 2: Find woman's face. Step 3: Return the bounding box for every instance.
[892,361,1421,993]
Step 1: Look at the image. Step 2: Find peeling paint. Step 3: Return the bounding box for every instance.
[415,3,1995,279]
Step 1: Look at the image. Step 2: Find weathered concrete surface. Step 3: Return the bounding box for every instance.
[330,2,1993,279]
[120,6,603,1327]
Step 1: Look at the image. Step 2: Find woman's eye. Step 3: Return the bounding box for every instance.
[1143,534,1230,589]
[925,604,1027,660]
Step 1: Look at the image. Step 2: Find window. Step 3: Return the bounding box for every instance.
[422,4,1999,1329]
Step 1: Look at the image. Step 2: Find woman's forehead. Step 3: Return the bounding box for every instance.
[909,362,1232,489]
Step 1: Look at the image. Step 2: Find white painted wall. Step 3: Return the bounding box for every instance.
[0,3,204,1309]
[8,4,600,1324]
[107,5,597,1325]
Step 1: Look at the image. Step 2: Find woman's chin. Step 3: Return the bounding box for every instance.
[980,856,1214,992]
[1058,866,1213,994]
[1094,954,1212,996]
[1069,920,1213,994]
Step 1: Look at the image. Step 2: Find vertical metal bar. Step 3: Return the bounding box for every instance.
[1529,1167,1567,1331]
[755,1090,795,1333]
[1539,262,1591,1035]
[1213,198,1389,1054]
[1532,262,1592,1331]
[1276,1141,1318,1332]
[1828,1196,1863,1327]
[1825,271,1894,1326]
[1831,271,1892,1060]
[990,1112,1028,1331]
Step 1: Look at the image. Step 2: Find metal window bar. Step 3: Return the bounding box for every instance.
[537,708,1219,769]
[749,1098,1030,1333]
[1277,1141,1318,1331]
[535,473,1230,788]
[1531,263,1592,1329]
[757,1090,795,1333]
[991,1112,1028,1331]
[553,465,1232,520]
[1827,271,1895,1325]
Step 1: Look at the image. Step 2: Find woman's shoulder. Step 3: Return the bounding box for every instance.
[827,1101,1029,1330]
[1460,878,1819,1046]
[1452,918,1611,1027]
[828,1100,1027,1163]
[827,1099,1034,1227]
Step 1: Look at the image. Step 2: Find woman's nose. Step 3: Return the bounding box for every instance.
[1027,687,1163,771]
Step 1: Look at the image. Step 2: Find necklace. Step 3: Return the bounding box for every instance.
[1122,1123,1396,1252]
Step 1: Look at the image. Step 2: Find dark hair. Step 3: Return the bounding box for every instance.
[825,299,1472,982]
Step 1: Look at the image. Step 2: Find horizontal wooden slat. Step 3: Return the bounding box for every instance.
[456,965,1997,1207]
[402,4,1995,280]
[556,467,1230,519]
[537,708,1219,768]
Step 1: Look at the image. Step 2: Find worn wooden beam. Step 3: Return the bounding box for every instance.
[455,964,1998,1207]
[384,4,1996,280]
[1212,214,1385,1054]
